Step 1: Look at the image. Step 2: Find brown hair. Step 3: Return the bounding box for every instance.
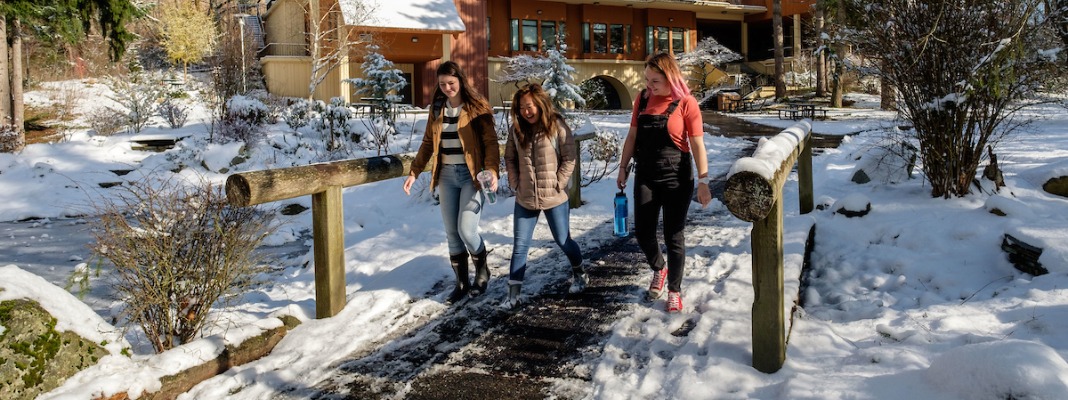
[510,83,561,149]
[431,61,491,118]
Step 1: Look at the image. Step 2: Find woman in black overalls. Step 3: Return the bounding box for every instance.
[616,53,712,313]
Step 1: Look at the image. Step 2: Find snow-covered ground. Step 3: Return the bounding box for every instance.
[3,80,1068,399]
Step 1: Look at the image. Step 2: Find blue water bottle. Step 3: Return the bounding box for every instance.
[613,190,629,237]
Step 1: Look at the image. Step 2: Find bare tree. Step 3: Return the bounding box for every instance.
[844,0,1058,198]
[303,0,374,101]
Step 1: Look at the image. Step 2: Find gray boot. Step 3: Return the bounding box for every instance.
[502,283,523,309]
[568,262,588,294]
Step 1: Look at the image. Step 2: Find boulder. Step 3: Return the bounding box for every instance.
[0,299,107,400]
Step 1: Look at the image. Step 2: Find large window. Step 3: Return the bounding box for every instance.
[511,19,564,52]
[583,22,630,54]
[646,26,688,54]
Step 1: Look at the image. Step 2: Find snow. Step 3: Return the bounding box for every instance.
[728,120,810,180]
[2,80,1068,400]
[344,0,465,33]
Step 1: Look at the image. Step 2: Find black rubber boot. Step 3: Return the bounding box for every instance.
[447,252,471,304]
[470,248,490,297]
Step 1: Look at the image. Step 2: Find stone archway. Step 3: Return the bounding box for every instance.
[580,75,631,111]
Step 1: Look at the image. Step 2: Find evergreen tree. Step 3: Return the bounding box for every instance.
[348,44,406,105]
[541,37,585,112]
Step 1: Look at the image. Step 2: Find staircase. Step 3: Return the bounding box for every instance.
[238,14,266,51]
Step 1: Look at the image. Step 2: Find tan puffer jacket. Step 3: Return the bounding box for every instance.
[504,118,576,210]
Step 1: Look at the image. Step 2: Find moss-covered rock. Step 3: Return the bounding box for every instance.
[0,299,107,400]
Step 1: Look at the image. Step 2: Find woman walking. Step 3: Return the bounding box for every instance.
[403,61,499,304]
[501,83,585,309]
[616,53,712,313]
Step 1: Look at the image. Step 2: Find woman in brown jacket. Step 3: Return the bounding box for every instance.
[501,83,585,309]
[403,61,500,304]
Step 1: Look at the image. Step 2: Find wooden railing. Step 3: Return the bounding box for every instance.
[226,130,598,318]
[226,154,415,318]
[722,120,814,373]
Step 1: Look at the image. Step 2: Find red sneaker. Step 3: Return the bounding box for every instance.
[667,291,683,313]
[647,268,667,300]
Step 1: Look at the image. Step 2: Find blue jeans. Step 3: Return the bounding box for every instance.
[508,201,582,283]
[437,164,485,255]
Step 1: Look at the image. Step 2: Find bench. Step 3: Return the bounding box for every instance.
[778,108,801,120]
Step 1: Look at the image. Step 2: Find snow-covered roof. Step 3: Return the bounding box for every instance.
[341,0,466,33]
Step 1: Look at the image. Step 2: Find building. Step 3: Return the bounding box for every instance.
[254,0,816,109]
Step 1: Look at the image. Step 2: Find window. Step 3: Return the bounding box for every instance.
[511,19,519,51]
[511,19,563,52]
[522,20,538,51]
[583,23,591,53]
[541,20,557,49]
[585,22,630,54]
[647,26,688,54]
[592,23,607,53]
[672,27,685,54]
[610,24,627,54]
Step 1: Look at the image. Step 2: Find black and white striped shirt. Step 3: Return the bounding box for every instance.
[440,103,465,165]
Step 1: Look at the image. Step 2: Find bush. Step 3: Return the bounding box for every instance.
[88,176,276,353]
[312,97,358,152]
[158,99,189,129]
[217,95,268,143]
[579,128,622,187]
[106,69,166,134]
[282,99,311,131]
[86,107,126,136]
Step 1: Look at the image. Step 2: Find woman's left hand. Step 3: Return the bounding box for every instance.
[488,172,499,192]
[697,182,712,208]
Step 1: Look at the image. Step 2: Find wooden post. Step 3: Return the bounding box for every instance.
[751,190,786,373]
[798,138,814,214]
[311,186,346,318]
[721,121,812,373]
[569,138,583,209]
[225,153,414,319]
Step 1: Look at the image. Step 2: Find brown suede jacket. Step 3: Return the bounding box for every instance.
[410,104,500,191]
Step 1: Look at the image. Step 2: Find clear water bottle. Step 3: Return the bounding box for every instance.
[613,190,629,237]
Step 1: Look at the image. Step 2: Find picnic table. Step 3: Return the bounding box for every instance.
[778,103,828,120]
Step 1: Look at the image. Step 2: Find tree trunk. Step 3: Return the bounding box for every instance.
[830,3,845,108]
[1,17,11,127]
[815,5,827,97]
[772,0,786,99]
[12,18,24,144]
[879,76,895,111]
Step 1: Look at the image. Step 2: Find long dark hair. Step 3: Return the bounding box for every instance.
[431,61,490,118]
[510,83,561,149]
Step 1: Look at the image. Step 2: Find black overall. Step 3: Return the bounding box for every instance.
[633,91,693,293]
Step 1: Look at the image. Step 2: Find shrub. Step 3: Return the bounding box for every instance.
[106,70,165,134]
[217,95,269,143]
[86,107,127,137]
[88,175,276,353]
[158,99,189,129]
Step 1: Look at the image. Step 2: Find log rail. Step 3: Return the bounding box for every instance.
[722,120,814,373]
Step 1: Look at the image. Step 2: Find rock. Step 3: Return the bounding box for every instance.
[833,193,871,218]
[0,299,107,400]
[1044,176,1068,198]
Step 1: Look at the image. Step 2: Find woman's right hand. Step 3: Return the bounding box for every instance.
[403,174,416,195]
[616,168,628,190]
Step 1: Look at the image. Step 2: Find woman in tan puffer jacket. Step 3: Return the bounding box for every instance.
[501,83,585,309]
